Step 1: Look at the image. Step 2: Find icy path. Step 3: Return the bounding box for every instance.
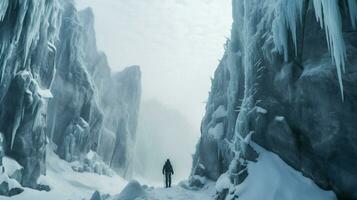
[145,184,215,200]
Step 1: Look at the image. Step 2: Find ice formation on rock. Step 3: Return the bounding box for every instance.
[0,0,141,192]
[192,0,357,199]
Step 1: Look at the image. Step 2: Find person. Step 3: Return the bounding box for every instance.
[162,159,174,188]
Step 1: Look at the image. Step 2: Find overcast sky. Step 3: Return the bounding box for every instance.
[75,0,232,133]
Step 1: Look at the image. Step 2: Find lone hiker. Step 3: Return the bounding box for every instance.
[162,159,174,188]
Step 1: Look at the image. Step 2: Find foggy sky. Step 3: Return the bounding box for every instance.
[75,0,232,133]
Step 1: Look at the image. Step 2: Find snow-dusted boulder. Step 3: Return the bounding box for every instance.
[3,157,23,184]
[72,151,114,177]
[0,180,23,197]
[111,180,146,200]
[89,181,145,200]
[187,175,207,189]
[90,191,104,200]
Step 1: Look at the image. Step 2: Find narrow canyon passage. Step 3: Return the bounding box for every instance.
[0,0,356,200]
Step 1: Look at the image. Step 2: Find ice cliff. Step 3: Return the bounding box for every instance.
[192,0,357,199]
[0,0,141,194]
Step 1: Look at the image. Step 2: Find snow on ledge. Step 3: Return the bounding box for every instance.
[256,106,267,114]
[212,105,227,119]
[275,116,285,122]
[208,123,224,140]
[3,157,23,176]
[235,143,337,200]
[37,88,53,99]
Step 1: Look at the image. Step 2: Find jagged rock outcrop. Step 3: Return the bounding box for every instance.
[0,71,51,188]
[0,0,60,189]
[44,0,141,178]
[47,1,101,162]
[102,66,141,178]
[0,0,141,191]
[192,0,357,199]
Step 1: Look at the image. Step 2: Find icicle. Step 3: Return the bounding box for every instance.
[10,99,25,150]
[348,0,357,29]
[272,0,304,61]
[0,0,9,21]
[312,0,346,100]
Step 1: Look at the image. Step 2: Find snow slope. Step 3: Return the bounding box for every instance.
[218,144,337,200]
[0,149,127,200]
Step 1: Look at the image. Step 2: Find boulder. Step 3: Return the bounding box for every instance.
[90,191,103,200]
[0,175,24,196]
[111,180,146,200]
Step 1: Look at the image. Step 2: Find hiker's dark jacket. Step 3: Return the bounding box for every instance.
[162,161,174,175]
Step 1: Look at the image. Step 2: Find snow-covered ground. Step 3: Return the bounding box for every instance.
[145,183,215,200]
[0,144,336,200]
[0,149,127,200]
[216,143,337,200]
[111,143,336,200]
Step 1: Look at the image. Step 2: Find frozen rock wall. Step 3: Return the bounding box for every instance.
[192,0,357,199]
[47,1,142,178]
[0,0,141,189]
[0,0,61,189]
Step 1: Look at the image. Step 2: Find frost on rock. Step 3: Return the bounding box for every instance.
[193,0,357,199]
[59,117,90,162]
[0,0,9,21]
[215,173,231,193]
[212,105,227,119]
[208,123,224,140]
[0,0,60,189]
[252,0,351,99]
[0,0,142,194]
[0,70,50,188]
[255,106,267,114]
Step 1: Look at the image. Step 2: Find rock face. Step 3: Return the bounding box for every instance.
[192,0,357,199]
[103,66,141,178]
[0,0,141,190]
[0,0,60,188]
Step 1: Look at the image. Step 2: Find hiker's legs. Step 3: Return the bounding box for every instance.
[168,174,171,187]
[165,173,169,188]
